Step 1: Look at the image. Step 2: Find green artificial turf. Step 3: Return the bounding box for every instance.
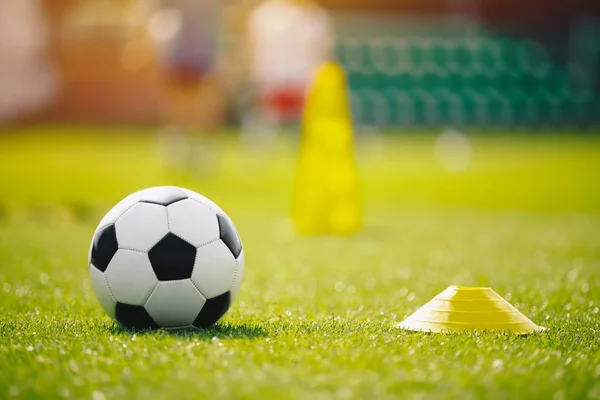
[1,127,600,399]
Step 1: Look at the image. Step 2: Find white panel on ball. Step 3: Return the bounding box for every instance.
[191,241,237,299]
[180,188,226,215]
[89,264,117,319]
[167,199,219,247]
[231,250,245,300]
[96,190,144,229]
[115,202,169,252]
[105,250,158,306]
[140,186,187,204]
[145,280,206,327]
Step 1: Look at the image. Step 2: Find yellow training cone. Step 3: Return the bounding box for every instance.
[397,286,545,334]
[292,62,361,235]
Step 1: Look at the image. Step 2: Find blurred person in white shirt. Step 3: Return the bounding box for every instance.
[244,0,334,142]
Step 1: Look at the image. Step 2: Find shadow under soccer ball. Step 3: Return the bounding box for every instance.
[107,322,269,340]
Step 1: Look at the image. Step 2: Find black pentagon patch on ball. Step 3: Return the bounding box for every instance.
[140,187,187,206]
[217,214,242,258]
[91,224,118,272]
[193,292,231,328]
[148,233,197,281]
[115,303,158,330]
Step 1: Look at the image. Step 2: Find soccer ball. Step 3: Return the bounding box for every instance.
[88,186,244,329]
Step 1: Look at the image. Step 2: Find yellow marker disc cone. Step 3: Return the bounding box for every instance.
[397,286,545,334]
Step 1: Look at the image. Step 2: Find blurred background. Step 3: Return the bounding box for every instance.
[0,0,599,220]
[2,4,600,398]
[1,0,599,128]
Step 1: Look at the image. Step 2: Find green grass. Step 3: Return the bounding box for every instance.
[1,127,600,399]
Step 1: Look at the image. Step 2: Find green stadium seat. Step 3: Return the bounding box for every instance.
[429,40,449,69]
[473,39,500,72]
[385,89,416,126]
[336,24,596,127]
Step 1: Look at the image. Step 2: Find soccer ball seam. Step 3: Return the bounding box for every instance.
[187,197,216,213]
[115,247,147,255]
[101,272,117,303]
[188,237,222,288]
[189,277,208,302]
[142,282,160,307]
[230,257,239,293]
[196,237,221,250]
[95,200,142,233]
[161,229,199,249]
[165,202,172,231]
[165,202,218,249]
